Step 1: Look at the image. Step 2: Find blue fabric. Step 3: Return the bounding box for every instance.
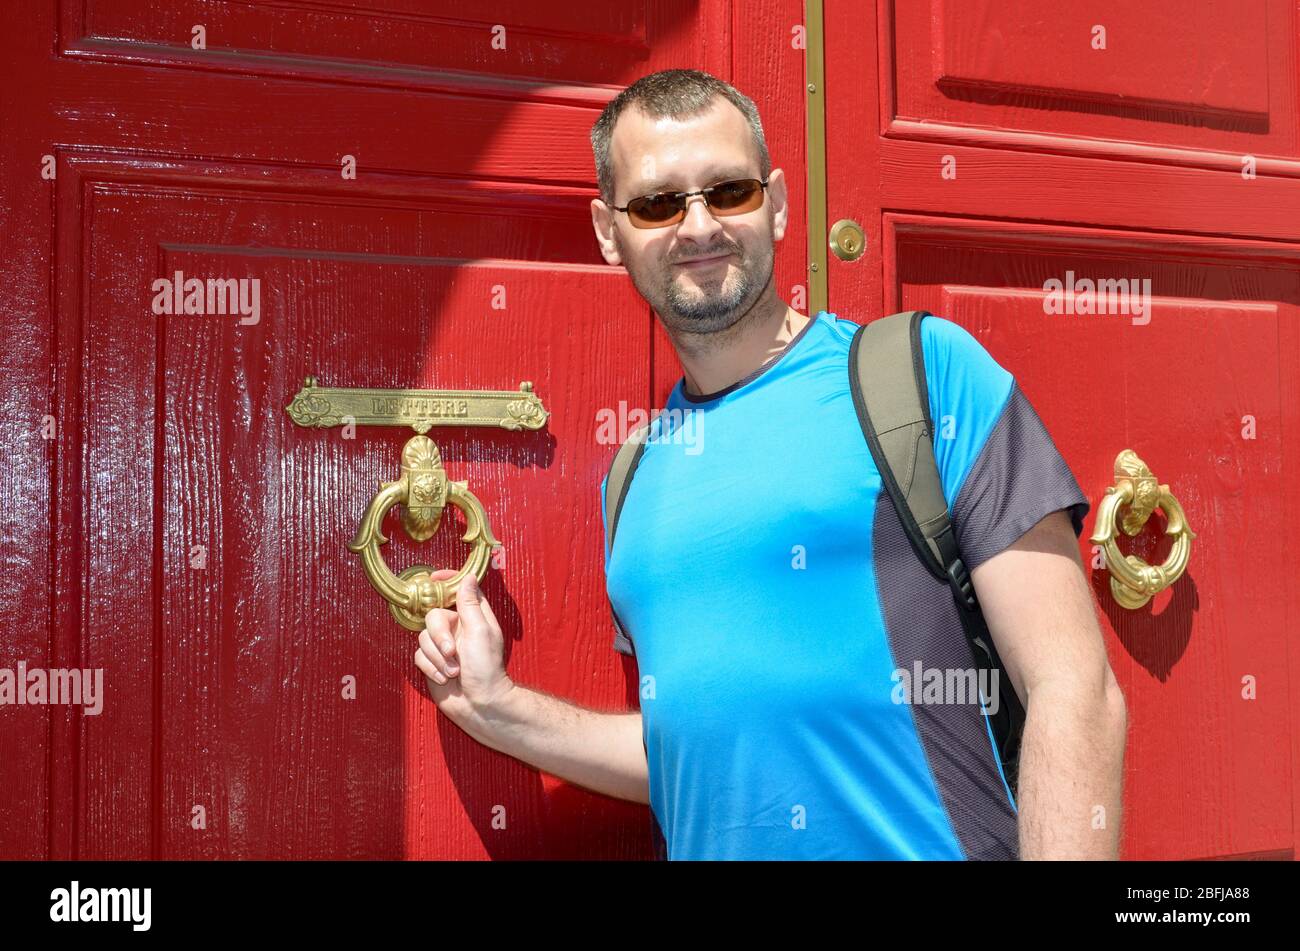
[601,310,1074,859]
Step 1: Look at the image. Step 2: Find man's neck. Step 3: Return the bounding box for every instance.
[671,296,811,398]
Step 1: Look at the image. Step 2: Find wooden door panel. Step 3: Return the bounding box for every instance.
[828,0,1300,860]
[886,215,1298,859]
[65,0,709,84]
[61,159,651,858]
[3,0,805,859]
[888,0,1299,171]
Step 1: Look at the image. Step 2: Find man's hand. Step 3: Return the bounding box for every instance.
[412,571,649,802]
[414,569,515,723]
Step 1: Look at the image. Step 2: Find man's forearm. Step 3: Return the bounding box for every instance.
[452,683,650,805]
[1016,679,1127,859]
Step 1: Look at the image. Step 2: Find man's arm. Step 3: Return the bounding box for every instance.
[455,685,650,805]
[970,508,1128,859]
[414,569,650,805]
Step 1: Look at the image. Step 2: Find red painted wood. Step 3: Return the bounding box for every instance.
[0,0,808,859]
[890,0,1297,176]
[825,1,1300,859]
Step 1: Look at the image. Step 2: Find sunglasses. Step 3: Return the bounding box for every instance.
[613,177,769,229]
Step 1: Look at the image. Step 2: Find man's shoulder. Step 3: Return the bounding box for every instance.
[815,310,861,350]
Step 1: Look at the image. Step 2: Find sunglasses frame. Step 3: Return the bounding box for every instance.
[612,177,770,229]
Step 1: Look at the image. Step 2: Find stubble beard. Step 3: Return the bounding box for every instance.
[619,231,775,338]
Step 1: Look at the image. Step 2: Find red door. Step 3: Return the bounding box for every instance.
[0,0,808,858]
[823,0,1300,859]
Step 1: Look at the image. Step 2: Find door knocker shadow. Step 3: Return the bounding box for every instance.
[1090,513,1199,682]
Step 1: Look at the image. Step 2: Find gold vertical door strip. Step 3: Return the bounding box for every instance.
[805,0,828,315]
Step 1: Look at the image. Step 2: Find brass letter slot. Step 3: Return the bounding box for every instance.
[285,377,548,433]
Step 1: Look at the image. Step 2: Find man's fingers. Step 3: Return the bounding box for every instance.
[413,646,446,685]
[418,628,458,679]
[478,592,501,636]
[428,566,459,645]
[424,606,458,658]
[455,572,490,632]
[424,572,494,656]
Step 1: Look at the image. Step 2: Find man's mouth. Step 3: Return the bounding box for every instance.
[674,253,732,269]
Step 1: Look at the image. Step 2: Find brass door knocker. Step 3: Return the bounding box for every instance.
[286,377,547,631]
[348,435,499,631]
[1089,450,1196,609]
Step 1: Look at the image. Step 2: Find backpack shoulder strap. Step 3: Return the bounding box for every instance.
[603,421,654,560]
[602,420,654,654]
[847,309,968,593]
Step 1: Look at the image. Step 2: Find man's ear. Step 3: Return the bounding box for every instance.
[590,199,623,265]
[767,168,790,244]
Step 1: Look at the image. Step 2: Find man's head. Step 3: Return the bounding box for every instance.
[589,69,789,338]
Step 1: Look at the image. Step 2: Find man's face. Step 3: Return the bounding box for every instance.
[591,97,788,336]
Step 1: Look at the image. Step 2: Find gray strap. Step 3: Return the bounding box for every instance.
[849,310,951,576]
[603,421,653,559]
[603,421,654,649]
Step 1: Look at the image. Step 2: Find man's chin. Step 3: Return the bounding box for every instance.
[662,301,748,331]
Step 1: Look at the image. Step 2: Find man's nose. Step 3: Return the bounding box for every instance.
[675,193,724,242]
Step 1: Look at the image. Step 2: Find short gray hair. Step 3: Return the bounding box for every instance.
[590,68,771,205]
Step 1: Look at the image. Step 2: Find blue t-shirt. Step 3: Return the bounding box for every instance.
[601,310,1090,860]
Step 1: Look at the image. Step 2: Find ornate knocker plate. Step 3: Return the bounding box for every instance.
[286,377,546,631]
[1089,450,1196,609]
[347,435,500,630]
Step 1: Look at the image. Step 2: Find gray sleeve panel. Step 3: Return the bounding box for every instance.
[611,604,635,656]
[951,381,1091,572]
[612,622,635,656]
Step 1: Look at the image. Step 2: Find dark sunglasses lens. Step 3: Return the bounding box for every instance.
[706,179,763,213]
[629,194,684,227]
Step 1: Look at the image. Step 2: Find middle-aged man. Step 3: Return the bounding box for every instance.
[413,68,1128,860]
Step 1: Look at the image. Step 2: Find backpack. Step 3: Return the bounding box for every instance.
[602,309,1027,799]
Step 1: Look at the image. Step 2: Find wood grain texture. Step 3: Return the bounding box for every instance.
[2,0,809,860]
[826,0,1300,859]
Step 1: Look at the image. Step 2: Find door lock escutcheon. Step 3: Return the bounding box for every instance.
[828,218,866,262]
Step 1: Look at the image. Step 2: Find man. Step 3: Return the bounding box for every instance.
[414,68,1127,860]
